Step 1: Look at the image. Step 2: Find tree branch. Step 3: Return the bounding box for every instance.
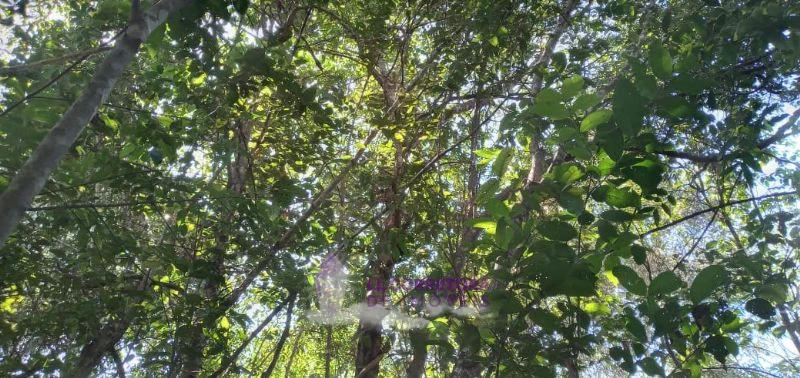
[0,46,113,76]
[642,190,798,237]
[261,293,297,378]
[648,107,800,163]
[0,0,195,249]
[210,293,294,378]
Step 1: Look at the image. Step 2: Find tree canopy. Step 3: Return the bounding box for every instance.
[1,0,800,377]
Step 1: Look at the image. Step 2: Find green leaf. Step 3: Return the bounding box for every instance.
[492,147,513,177]
[550,163,584,185]
[565,142,593,160]
[705,335,729,364]
[577,211,595,225]
[477,178,500,204]
[469,219,497,234]
[597,121,624,161]
[601,209,633,223]
[648,271,683,297]
[612,78,646,137]
[573,93,601,113]
[690,265,728,304]
[639,357,664,377]
[609,346,627,361]
[745,298,775,319]
[612,265,647,296]
[537,221,578,241]
[631,244,647,265]
[532,88,569,120]
[580,109,613,132]
[647,42,673,79]
[668,74,711,95]
[557,192,585,215]
[529,308,560,332]
[755,284,787,304]
[622,159,664,195]
[485,197,510,219]
[625,310,648,342]
[561,75,584,98]
[605,187,641,208]
[233,0,250,14]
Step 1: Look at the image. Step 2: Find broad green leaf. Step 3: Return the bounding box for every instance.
[612,265,647,296]
[529,308,560,332]
[625,310,648,342]
[690,265,728,304]
[573,93,601,113]
[755,284,787,304]
[631,244,647,265]
[477,178,500,204]
[470,219,497,235]
[648,271,683,297]
[485,197,510,218]
[668,74,711,95]
[605,187,641,208]
[580,109,613,132]
[601,209,633,222]
[532,88,569,120]
[705,335,729,364]
[612,78,646,137]
[647,42,672,79]
[492,147,513,177]
[550,163,584,185]
[745,298,775,319]
[557,192,585,215]
[639,357,664,377]
[537,221,578,241]
[561,75,584,98]
[566,142,593,160]
[597,121,624,161]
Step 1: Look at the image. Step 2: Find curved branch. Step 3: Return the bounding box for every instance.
[649,107,800,163]
[0,46,113,76]
[641,190,798,237]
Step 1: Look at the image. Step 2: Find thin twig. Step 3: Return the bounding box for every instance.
[641,190,798,237]
[0,46,113,75]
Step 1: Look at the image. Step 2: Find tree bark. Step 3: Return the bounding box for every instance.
[69,319,131,378]
[0,0,194,248]
[355,62,404,378]
[406,328,429,378]
[779,304,800,355]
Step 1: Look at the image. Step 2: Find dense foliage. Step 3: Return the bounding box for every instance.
[1,0,800,377]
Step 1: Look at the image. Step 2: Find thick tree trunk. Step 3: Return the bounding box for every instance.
[406,328,429,378]
[355,145,403,377]
[449,96,484,378]
[0,0,194,248]
[779,305,800,355]
[355,70,404,377]
[69,319,132,378]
